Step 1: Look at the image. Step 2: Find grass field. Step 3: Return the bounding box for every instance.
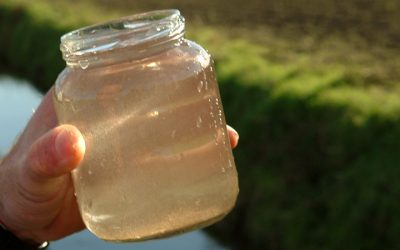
[3,0,400,91]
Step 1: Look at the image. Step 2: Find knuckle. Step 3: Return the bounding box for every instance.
[27,138,57,179]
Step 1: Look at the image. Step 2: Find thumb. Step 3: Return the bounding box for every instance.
[0,125,85,237]
[20,125,85,198]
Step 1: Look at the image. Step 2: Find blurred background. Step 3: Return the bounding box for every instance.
[1,0,400,249]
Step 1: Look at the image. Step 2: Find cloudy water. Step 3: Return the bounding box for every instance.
[0,75,228,250]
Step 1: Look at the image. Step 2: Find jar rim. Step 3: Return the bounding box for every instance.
[60,9,185,68]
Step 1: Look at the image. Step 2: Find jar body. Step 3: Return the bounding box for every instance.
[54,39,238,241]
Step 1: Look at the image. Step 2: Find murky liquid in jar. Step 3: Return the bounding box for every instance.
[53,45,238,241]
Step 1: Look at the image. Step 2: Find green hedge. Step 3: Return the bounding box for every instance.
[215,71,400,249]
[1,2,400,250]
[0,3,66,92]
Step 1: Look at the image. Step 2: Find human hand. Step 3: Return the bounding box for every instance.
[0,87,239,245]
[0,88,86,245]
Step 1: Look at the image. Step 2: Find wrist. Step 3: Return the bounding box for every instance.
[0,221,49,249]
[0,179,47,248]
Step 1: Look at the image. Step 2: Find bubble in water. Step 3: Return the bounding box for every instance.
[221,131,226,144]
[178,153,185,160]
[56,91,63,101]
[71,105,77,113]
[88,169,93,175]
[171,130,177,138]
[196,53,210,68]
[91,45,98,54]
[196,116,203,128]
[145,62,161,70]
[204,81,208,90]
[79,59,89,70]
[228,159,233,168]
[197,81,204,93]
[221,167,226,173]
[87,199,93,209]
[62,44,71,53]
[63,96,71,103]
[214,132,219,145]
[174,39,184,47]
[210,112,214,117]
[122,194,127,202]
[147,110,159,118]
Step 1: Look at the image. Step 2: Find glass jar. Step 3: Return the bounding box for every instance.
[54,10,238,242]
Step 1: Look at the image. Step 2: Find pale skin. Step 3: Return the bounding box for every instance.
[0,87,239,245]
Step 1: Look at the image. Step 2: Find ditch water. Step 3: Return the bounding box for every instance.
[0,75,229,250]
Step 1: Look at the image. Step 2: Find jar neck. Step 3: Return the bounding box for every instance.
[60,10,185,69]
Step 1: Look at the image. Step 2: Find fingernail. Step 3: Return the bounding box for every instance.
[228,125,239,140]
[55,129,74,161]
[227,125,239,149]
[55,128,85,162]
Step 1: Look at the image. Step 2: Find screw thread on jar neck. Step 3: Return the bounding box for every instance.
[60,10,185,69]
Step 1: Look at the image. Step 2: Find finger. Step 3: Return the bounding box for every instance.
[2,125,85,233]
[15,87,58,152]
[25,125,85,180]
[19,125,85,199]
[227,125,239,149]
[37,180,86,241]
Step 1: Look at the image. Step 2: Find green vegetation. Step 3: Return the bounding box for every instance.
[1,0,400,249]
